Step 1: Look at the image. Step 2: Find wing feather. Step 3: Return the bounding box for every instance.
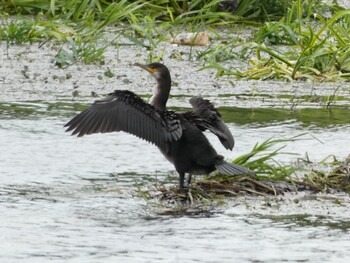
[188,97,235,150]
[65,90,182,151]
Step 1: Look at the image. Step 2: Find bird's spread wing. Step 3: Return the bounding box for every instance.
[65,90,182,151]
[188,97,234,150]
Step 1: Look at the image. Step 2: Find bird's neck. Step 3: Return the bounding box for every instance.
[150,78,171,111]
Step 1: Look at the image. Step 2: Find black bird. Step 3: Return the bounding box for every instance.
[65,62,252,188]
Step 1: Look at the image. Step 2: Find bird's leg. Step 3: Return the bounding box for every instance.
[179,173,185,189]
[186,174,192,187]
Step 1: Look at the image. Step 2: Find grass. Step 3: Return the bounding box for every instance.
[0,0,349,80]
[0,13,74,44]
[137,135,350,213]
[54,35,109,67]
[199,2,350,81]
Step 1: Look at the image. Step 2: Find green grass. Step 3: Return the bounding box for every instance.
[54,35,109,67]
[0,13,74,44]
[1,0,349,81]
[200,2,350,81]
[137,135,350,212]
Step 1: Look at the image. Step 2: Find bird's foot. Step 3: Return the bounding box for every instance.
[179,174,192,189]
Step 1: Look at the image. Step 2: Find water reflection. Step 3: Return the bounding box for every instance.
[1,100,350,127]
[258,214,350,231]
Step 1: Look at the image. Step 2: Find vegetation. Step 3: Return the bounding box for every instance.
[139,135,350,212]
[1,0,349,81]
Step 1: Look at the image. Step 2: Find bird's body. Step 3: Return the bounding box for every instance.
[161,114,218,174]
[65,62,252,188]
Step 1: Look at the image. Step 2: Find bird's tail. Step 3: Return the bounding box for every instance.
[214,160,254,176]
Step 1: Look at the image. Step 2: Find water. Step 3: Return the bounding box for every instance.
[1,100,350,263]
[1,40,350,262]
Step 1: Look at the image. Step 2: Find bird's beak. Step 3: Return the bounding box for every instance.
[134,63,158,74]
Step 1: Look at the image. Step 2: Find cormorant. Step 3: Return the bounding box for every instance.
[65,62,253,188]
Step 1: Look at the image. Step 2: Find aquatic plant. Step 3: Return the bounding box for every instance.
[1,0,348,81]
[0,13,73,44]
[54,35,107,67]
[299,155,350,193]
[234,0,290,20]
[201,2,350,81]
[140,135,350,213]
[0,0,237,24]
[140,135,303,206]
[251,9,350,81]
[1,0,321,24]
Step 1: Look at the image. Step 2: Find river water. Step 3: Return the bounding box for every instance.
[1,101,350,263]
[1,42,350,262]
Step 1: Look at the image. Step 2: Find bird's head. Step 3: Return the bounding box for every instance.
[134,62,171,83]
